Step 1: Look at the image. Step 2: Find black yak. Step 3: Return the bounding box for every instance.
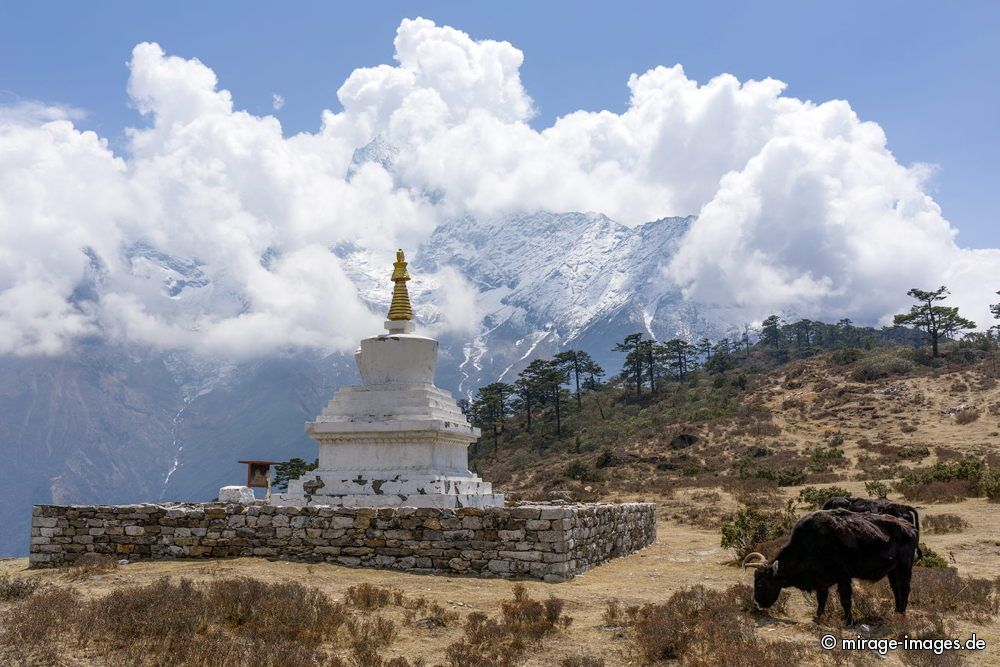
[743,509,918,626]
[822,496,921,558]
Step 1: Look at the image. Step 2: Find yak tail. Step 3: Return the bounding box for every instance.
[910,508,922,560]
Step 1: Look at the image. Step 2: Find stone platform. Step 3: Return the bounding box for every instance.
[29,502,655,582]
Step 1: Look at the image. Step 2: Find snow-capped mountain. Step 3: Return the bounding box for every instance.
[0,209,719,556]
[334,211,717,394]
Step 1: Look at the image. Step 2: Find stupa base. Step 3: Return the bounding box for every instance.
[271,491,505,509]
[272,471,505,509]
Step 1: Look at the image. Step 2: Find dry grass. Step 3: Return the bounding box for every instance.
[923,513,970,534]
[624,585,804,666]
[850,568,1000,627]
[560,655,606,667]
[62,552,118,580]
[0,573,44,601]
[0,576,349,666]
[444,583,572,666]
[346,581,396,609]
[954,408,981,425]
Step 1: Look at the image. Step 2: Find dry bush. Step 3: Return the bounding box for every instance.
[561,656,605,667]
[720,503,797,561]
[416,602,459,628]
[346,582,395,609]
[501,584,572,638]
[626,585,803,665]
[953,408,980,425]
[0,573,44,601]
[922,513,970,534]
[345,615,397,652]
[445,584,572,666]
[602,599,624,626]
[856,568,1000,624]
[797,485,851,509]
[63,552,118,579]
[724,477,782,509]
[0,576,349,667]
[0,586,80,664]
[864,480,891,499]
[899,480,975,503]
[746,421,781,437]
[896,457,985,502]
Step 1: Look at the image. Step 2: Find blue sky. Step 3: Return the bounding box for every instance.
[2,1,998,247]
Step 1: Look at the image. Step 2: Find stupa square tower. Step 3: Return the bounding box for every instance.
[274,250,504,509]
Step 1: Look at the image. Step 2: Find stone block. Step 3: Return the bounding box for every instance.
[218,486,255,504]
[497,529,525,541]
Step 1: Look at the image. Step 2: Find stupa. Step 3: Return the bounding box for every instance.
[273,250,504,509]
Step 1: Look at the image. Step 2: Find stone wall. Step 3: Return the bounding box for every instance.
[29,502,655,582]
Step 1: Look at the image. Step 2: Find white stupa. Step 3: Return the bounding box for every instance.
[273,249,504,509]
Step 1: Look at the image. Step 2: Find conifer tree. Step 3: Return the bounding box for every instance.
[554,350,601,408]
[893,286,976,357]
[613,333,645,396]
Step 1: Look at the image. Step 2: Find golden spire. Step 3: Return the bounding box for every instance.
[387,248,413,321]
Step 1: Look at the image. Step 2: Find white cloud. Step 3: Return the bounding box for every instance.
[0,17,996,358]
[272,93,284,110]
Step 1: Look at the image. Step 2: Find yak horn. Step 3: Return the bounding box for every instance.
[742,552,768,571]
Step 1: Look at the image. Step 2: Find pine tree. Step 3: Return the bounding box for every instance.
[515,359,550,432]
[893,286,976,357]
[613,333,645,396]
[471,382,513,450]
[531,359,569,438]
[554,350,600,408]
[661,339,696,379]
[698,337,713,361]
[760,315,783,348]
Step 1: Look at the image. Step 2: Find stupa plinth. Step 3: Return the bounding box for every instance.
[273,250,504,509]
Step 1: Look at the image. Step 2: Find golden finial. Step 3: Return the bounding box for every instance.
[387,248,413,321]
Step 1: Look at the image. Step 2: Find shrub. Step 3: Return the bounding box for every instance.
[560,656,605,667]
[897,445,930,460]
[916,544,949,569]
[345,583,394,610]
[63,552,118,580]
[899,479,975,502]
[797,485,851,509]
[808,446,845,472]
[0,587,80,664]
[0,574,44,601]
[720,503,797,561]
[595,449,616,468]
[829,347,862,366]
[345,615,397,650]
[922,514,969,534]
[953,408,980,425]
[627,586,803,665]
[754,466,806,487]
[444,584,572,666]
[865,480,891,499]
[896,457,986,501]
[564,460,600,482]
[857,567,1000,623]
[980,468,1000,501]
[851,354,914,382]
[0,576,348,666]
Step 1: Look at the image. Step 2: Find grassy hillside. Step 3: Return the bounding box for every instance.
[470,340,1000,511]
